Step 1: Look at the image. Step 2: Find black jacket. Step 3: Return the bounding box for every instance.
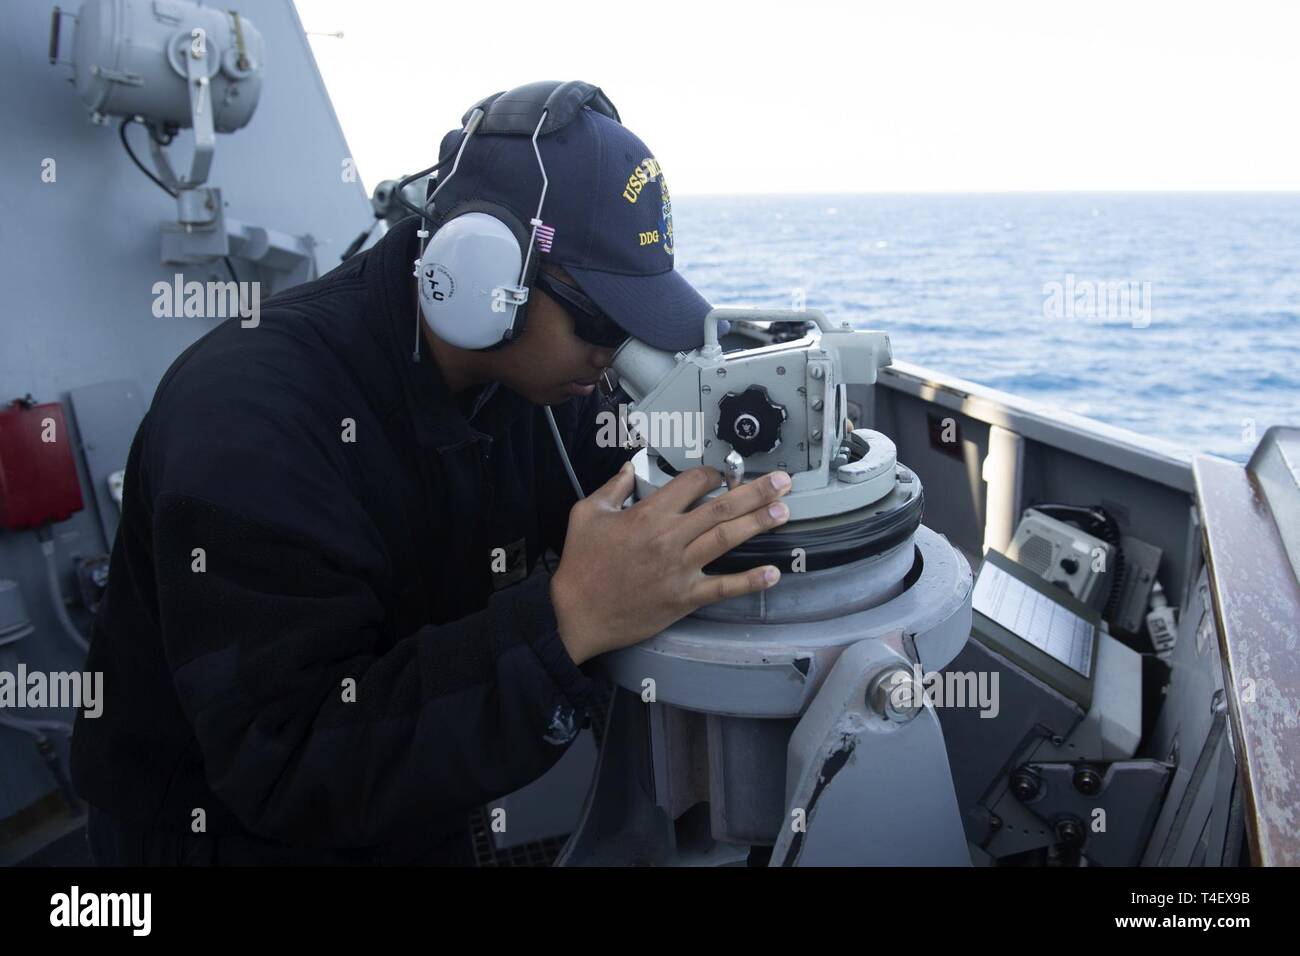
[70,216,630,863]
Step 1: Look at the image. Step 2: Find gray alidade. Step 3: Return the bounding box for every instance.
[560,309,974,866]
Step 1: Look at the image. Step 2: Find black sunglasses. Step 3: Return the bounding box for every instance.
[533,271,630,350]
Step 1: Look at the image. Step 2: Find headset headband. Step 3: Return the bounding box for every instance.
[393,82,620,228]
[463,81,621,136]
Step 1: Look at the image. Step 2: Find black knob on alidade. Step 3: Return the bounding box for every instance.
[716,385,787,456]
[1060,557,1079,575]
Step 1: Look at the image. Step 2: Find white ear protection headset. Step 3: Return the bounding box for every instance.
[403,81,622,354]
[395,82,622,501]
[417,200,537,350]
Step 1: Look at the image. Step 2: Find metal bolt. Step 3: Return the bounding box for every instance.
[701,384,711,394]
[776,366,785,375]
[1073,766,1102,796]
[866,667,921,723]
[723,451,744,490]
[1054,818,1084,847]
[812,398,824,411]
[811,429,822,441]
[810,366,824,380]
[1010,767,1041,802]
[735,414,759,440]
[716,368,727,377]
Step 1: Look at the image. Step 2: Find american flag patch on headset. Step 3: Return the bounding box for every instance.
[534,222,556,252]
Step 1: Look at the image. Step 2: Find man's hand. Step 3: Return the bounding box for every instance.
[550,463,792,664]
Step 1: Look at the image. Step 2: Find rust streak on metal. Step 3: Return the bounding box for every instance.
[1194,454,1300,866]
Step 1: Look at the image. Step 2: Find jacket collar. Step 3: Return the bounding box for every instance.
[368,216,533,450]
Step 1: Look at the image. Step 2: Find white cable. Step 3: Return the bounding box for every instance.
[40,536,90,654]
[545,406,585,501]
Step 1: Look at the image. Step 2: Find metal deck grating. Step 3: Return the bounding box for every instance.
[468,805,568,867]
[465,679,610,867]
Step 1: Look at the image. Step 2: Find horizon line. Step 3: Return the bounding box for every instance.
[671,188,1300,199]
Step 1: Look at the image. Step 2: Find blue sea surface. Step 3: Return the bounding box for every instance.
[672,194,1300,462]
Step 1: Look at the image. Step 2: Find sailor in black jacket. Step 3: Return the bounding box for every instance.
[71,86,792,864]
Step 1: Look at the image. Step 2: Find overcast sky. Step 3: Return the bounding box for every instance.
[299,0,1300,196]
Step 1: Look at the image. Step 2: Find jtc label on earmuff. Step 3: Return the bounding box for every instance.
[422,263,456,303]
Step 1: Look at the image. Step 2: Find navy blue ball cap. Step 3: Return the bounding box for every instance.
[562,261,710,353]
[431,100,711,353]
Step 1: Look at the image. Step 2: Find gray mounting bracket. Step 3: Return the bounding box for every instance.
[988,759,1170,866]
[147,38,316,293]
[161,205,317,296]
[771,637,972,866]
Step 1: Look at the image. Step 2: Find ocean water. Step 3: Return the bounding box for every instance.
[672,194,1300,462]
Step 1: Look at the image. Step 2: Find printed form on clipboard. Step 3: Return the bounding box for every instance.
[970,549,1101,709]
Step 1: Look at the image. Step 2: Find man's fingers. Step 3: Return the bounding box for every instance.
[688,565,781,608]
[588,460,636,510]
[639,465,723,515]
[684,495,790,568]
[675,470,792,546]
